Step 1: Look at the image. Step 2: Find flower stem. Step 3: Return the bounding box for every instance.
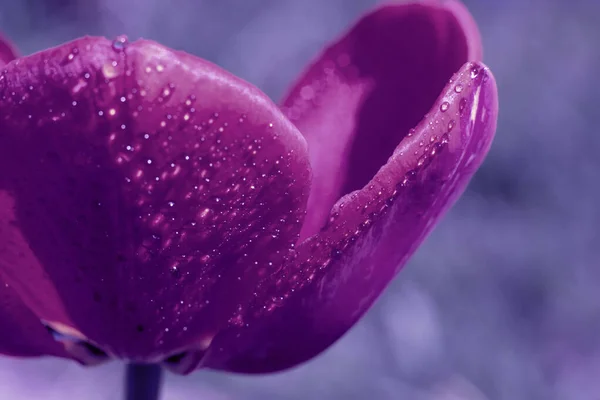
[125,363,163,400]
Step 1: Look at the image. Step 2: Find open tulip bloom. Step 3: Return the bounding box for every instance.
[0,0,498,399]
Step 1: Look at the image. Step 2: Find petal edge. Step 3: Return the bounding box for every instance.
[204,61,498,373]
[281,0,484,241]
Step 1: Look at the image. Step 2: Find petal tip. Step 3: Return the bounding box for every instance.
[0,32,18,66]
[465,61,498,158]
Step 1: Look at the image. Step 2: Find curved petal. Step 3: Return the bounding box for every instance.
[280,0,483,240]
[0,32,18,66]
[0,274,67,357]
[0,33,61,358]
[204,61,498,372]
[0,36,311,363]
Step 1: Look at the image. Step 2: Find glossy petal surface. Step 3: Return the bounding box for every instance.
[0,37,311,362]
[281,0,482,240]
[204,61,498,373]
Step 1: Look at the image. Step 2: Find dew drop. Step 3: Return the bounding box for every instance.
[454,84,463,93]
[447,120,455,132]
[429,142,442,157]
[112,35,128,51]
[470,65,480,79]
[401,170,417,186]
[459,98,467,114]
[102,63,118,79]
[71,79,87,94]
[440,101,449,112]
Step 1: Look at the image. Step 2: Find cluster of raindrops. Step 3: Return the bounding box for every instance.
[0,37,310,356]
[242,64,481,320]
[106,67,307,342]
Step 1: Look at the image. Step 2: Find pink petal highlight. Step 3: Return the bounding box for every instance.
[281,0,483,241]
[0,37,310,363]
[204,61,498,373]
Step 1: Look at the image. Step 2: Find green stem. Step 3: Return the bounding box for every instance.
[125,363,163,400]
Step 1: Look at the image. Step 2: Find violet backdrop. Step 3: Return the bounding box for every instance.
[0,0,598,399]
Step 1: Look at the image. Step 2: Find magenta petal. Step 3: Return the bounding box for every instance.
[0,275,67,357]
[203,61,498,373]
[0,34,64,358]
[0,33,18,67]
[281,0,482,240]
[0,37,310,363]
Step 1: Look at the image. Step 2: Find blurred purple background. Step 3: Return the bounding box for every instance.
[1,0,599,399]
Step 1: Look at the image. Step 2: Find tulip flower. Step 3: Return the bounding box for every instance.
[0,0,498,399]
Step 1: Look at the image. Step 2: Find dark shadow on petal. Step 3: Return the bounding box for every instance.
[281,1,481,240]
[345,4,469,194]
[204,61,498,373]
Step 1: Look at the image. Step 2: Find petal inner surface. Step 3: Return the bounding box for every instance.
[281,0,482,240]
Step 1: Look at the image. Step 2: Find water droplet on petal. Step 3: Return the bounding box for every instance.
[102,63,118,79]
[71,78,87,94]
[440,101,449,112]
[459,98,467,114]
[447,120,455,132]
[112,35,129,51]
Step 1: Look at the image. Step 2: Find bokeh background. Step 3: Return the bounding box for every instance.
[1,0,599,399]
